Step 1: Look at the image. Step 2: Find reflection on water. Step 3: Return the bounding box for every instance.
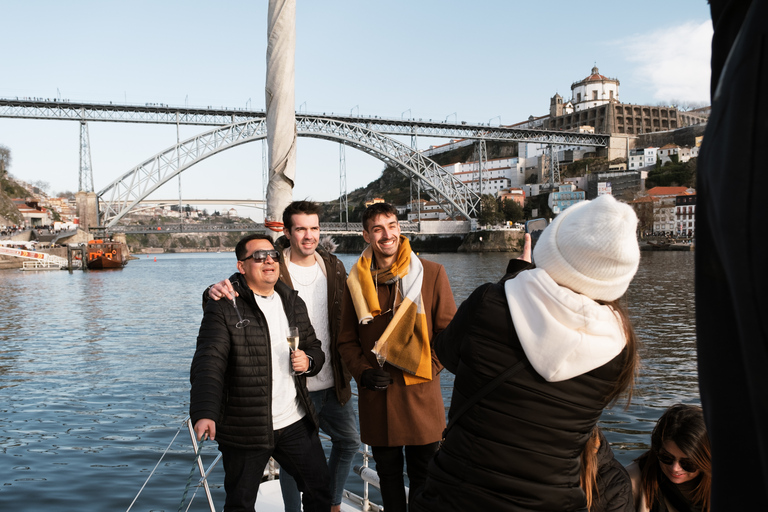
[0,250,696,510]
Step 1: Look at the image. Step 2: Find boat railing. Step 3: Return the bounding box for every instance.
[21,259,65,271]
[161,417,384,512]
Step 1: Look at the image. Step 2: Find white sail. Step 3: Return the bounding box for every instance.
[265,0,297,235]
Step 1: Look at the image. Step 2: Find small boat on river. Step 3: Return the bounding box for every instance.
[86,239,129,269]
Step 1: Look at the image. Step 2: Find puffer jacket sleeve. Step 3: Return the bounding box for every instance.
[190,298,231,425]
[594,430,635,512]
[433,283,490,374]
[201,272,241,310]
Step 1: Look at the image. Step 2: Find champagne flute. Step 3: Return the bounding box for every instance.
[231,296,249,329]
[287,327,299,375]
[373,344,387,367]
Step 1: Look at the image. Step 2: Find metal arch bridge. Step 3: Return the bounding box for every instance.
[0,97,610,146]
[1,97,611,226]
[98,116,483,228]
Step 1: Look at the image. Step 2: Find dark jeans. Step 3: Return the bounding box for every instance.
[281,388,360,510]
[218,417,331,512]
[372,443,439,512]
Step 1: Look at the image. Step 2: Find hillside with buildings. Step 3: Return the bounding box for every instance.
[320,65,705,238]
[3,65,706,251]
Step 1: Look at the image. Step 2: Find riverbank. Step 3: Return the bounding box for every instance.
[124,230,525,255]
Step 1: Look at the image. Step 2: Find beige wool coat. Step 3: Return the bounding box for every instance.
[337,258,456,447]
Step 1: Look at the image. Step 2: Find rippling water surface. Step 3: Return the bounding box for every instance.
[0,250,696,511]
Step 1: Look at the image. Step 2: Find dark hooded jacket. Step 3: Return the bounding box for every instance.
[410,260,629,512]
[190,274,324,450]
[591,428,635,512]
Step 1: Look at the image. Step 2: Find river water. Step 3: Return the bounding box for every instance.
[0,250,697,511]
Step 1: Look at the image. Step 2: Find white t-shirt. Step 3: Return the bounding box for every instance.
[289,260,334,392]
[254,292,304,430]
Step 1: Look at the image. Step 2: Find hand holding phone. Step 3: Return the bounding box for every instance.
[525,218,548,253]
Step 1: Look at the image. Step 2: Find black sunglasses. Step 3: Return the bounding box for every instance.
[657,450,699,473]
[241,249,279,263]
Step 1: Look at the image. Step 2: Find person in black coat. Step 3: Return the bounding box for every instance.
[410,195,641,512]
[696,2,768,508]
[581,427,635,512]
[190,234,330,512]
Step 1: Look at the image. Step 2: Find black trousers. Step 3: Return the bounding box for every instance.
[218,417,331,512]
[372,442,439,512]
[697,1,768,508]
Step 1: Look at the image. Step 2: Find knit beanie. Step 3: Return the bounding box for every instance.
[532,194,640,301]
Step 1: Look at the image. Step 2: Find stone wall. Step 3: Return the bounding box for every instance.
[459,230,524,253]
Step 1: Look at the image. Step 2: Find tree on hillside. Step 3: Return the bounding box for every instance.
[0,145,10,177]
[646,158,697,189]
[477,194,505,226]
[666,99,709,112]
[502,199,524,223]
[32,180,51,195]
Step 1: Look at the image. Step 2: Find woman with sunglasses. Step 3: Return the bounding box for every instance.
[627,404,712,512]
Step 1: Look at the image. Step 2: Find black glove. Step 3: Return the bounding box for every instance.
[361,367,390,391]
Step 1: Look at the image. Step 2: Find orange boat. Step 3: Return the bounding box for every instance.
[86,239,129,269]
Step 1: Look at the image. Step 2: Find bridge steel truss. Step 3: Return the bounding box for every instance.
[2,98,611,226]
[0,98,610,146]
[97,117,483,228]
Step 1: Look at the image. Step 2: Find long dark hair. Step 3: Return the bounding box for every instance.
[597,298,638,406]
[580,426,601,510]
[639,404,711,511]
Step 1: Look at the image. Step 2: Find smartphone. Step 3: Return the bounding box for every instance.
[525,218,548,252]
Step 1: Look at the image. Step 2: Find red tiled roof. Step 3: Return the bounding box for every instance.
[584,72,609,81]
[647,186,691,197]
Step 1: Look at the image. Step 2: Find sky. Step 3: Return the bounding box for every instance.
[0,0,714,220]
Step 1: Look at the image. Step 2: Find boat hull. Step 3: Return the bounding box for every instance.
[86,240,129,270]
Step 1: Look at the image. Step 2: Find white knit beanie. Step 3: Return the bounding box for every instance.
[532,194,640,301]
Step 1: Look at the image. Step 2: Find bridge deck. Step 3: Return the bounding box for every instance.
[0,97,609,145]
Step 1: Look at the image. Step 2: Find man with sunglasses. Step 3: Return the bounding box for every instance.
[206,201,360,512]
[190,233,331,512]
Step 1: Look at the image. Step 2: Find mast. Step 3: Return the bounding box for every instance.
[265,0,297,235]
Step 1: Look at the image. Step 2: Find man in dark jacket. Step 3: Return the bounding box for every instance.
[207,202,359,512]
[190,234,331,512]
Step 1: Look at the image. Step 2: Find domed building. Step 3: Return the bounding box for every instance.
[546,65,707,135]
[570,66,619,112]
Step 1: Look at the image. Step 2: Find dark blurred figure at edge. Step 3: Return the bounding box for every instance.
[696,0,768,509]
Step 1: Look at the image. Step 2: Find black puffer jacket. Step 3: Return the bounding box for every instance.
[190,274,325,450]
[592,429,635,512]
[411,261,628,512]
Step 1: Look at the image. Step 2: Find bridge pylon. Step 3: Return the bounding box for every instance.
[79,120,95,192]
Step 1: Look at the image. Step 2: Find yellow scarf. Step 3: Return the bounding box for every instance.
[347,236,432,385]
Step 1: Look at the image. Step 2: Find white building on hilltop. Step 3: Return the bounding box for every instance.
[570,66,620,112]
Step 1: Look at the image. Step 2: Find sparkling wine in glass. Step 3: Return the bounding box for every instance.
[287,327,300,351]
[287,327,299,375]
